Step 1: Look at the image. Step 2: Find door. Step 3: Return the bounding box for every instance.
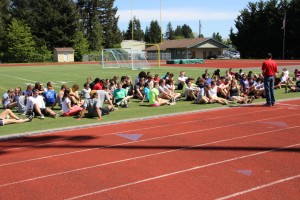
[64,53,68,62]
[203,51,206,59]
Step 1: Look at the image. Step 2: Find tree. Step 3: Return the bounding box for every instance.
[11,0,80,49]
[88,16,103,51]
[165,22,175,40]
[72,29,90,61]
[98,0,122,48]
[212,32,223,43]
[124,16,145,41]
[5,18,36,63]
[230,0,292,58]
[174,25,182,38]
[144,20,161,44]
[0,0,10,61]
[182,24,194,38]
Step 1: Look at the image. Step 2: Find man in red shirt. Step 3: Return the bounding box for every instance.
[262,53,278,106]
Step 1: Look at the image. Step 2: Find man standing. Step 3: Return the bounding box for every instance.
[262,53,278,106]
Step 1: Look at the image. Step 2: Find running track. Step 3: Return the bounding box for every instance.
[0,99,300,199]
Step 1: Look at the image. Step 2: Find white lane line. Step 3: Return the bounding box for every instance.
[0,112,299,168]
[0,74,38,83]
[0,108,285,152]
[216,174,300,200]
[276,103,300,107]
[0,125,299,189]
[0,111,298,167]
[65,143,300,200]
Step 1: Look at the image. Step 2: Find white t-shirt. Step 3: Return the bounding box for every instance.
[62,97,71,113]
[208,86,218,97]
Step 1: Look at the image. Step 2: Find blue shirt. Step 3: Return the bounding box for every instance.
[43,90,56,106]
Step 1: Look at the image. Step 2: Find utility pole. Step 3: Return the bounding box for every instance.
[198,20,202,38]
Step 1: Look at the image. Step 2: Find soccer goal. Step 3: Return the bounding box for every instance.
[102,48,150,70]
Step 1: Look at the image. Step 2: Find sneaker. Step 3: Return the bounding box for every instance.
[55,110,63,118]
[169,102,176,106]
[28,114,34,122]
[223,100,228,105]
[40,114,45,119]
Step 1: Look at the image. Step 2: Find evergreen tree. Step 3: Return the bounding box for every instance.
[174,25,183,37]
[98,0,122,48]
[145,20,161,44]
[6,18,36,63]
[77,0,103,51]
[11,0,80,49]
[0,0,10,61]
[182,24,194,38]
[286,0,300,58]
[124,16,145,41]
[165,22,175,40]
[230,0,293,58]
[72,29,90,61]
[212,32,223,42]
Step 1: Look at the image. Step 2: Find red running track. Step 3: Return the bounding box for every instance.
[0,99,300,199]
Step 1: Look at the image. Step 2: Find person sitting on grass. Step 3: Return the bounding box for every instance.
[25,89,62,119]
[113,83,129,107]
[195,79,209,104]
[2,89,16,109]
[206,81,228,105]
[134,77,145,100]
[158,79,180,102]
[62,88,82,116]
[97,86,115,115]
[0,109,33,126]
[77,90,102,121]
[149,82,172,107]
[80,82,91,101]
[43,82,57,109]
[227,80,249,104]
[70,84,82,106]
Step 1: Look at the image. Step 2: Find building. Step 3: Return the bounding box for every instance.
[54,48,75,62]
[121,40,146,52]
[144,38,229,59]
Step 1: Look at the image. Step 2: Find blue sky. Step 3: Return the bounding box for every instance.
[115,0,261,39]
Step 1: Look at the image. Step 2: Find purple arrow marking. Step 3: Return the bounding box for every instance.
[259,121,288,127]
[236,170,252,176]
[116,134,143,141]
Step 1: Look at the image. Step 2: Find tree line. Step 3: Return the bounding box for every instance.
[0,0,199,63]
[230,0,300,59]
[1,0,298,63]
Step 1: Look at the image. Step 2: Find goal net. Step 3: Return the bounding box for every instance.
[102,48,150,70]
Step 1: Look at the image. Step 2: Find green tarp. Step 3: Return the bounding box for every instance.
[166,59,204,64]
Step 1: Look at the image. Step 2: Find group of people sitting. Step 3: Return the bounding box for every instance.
[1,67,300,126]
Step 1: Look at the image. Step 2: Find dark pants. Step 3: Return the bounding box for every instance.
[264,76,275,105]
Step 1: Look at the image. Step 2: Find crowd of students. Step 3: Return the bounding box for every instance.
[1,67,300,126]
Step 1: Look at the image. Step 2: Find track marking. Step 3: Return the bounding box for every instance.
[0,107,286,152]
[0,125,299,188]
[216,174,300,200]
[65,143,300,200]
[0,112,298,167]
[276,103,300,107]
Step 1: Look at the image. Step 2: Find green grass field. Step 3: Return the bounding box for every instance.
[0,64,299,137]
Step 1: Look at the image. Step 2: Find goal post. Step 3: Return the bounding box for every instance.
[102,48,150,70]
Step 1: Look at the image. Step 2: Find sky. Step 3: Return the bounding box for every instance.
[114,0,262,39]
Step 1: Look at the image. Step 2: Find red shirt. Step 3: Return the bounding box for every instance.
[262,59,278,76]
[93,82,103,90]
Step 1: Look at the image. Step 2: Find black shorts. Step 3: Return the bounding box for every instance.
[33,108,46,115]
[0,119,4,126]
[100,107,110,115]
